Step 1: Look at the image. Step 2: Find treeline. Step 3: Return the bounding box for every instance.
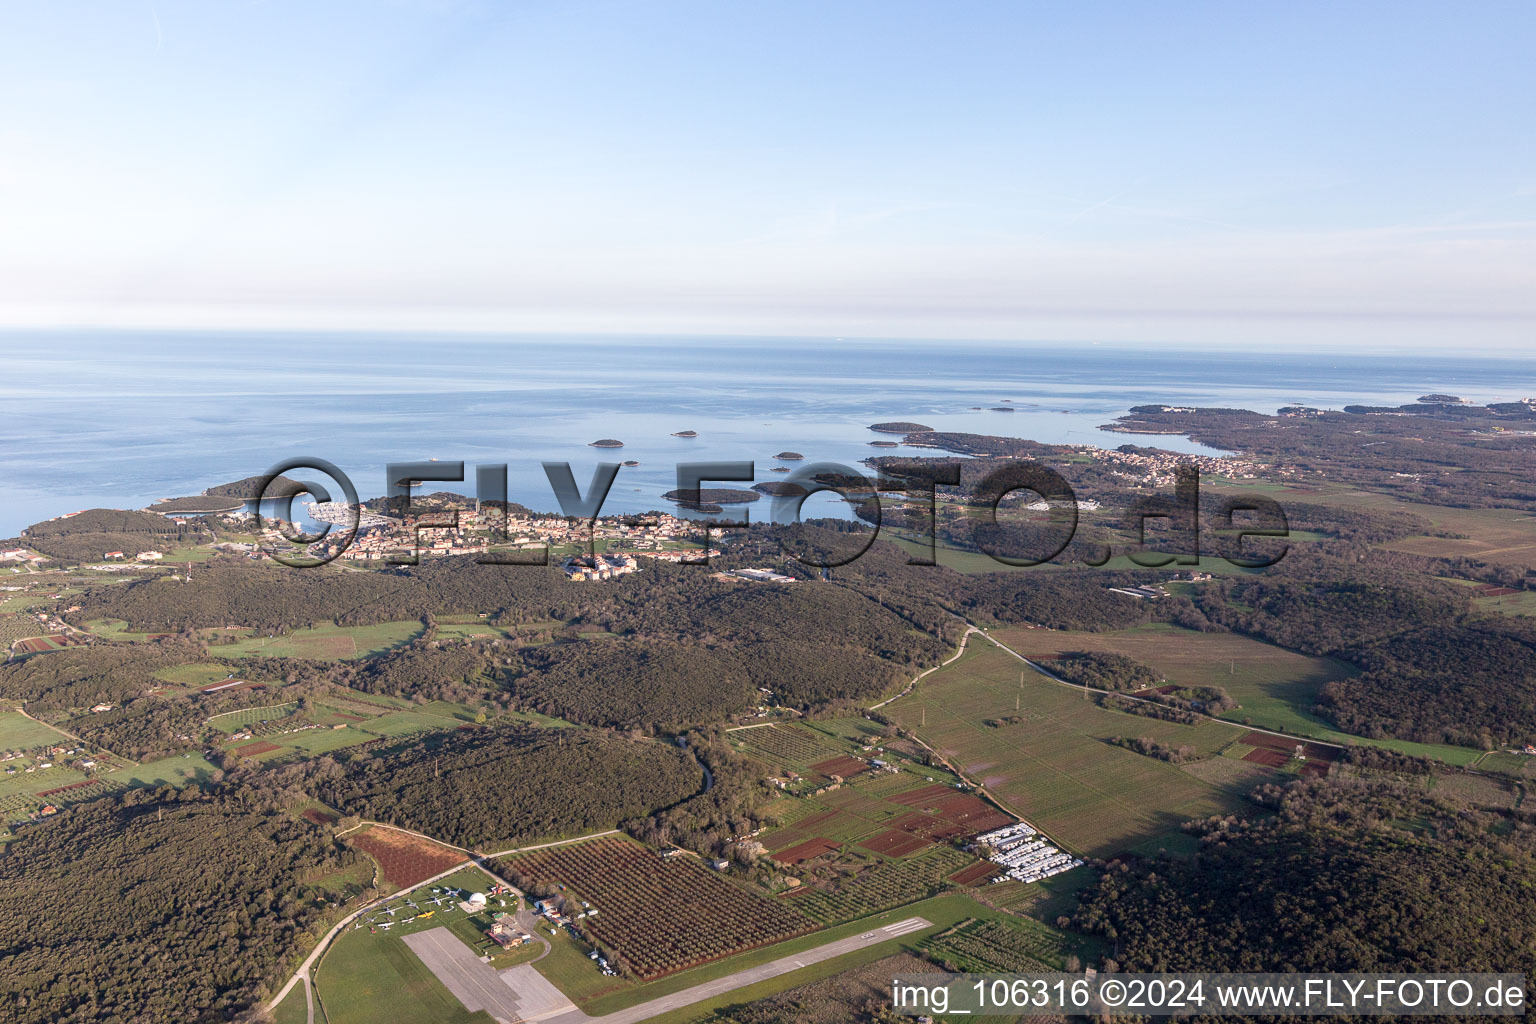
[0,642,200,710]
[0,790,351,1024]
[506,641,755,730]
[318,725,703,849]
[21,507,210,563]
[1109,735,1198,763]
[64,552,952,720]
[627,727,781,857]
[1040,651,1162,691]
[1320,622,1536,747]
[1190,557,1472,655]
[1071,777,1536,980]
[1188,555,1536,746]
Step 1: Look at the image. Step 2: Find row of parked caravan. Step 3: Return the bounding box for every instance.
[972,821,1083,884]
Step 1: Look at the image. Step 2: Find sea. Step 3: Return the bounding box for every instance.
[2,330,1533,538]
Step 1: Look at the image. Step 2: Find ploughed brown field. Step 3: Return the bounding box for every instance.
[350,827,465,888]
[860,829,931,857]
[948,861,999,886]
[771,837,843,864]
[810,755,870,779]
[233,740,282,757]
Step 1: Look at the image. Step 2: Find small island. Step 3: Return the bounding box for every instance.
[622,460,640,467]
[869,421,934,433]
[868,440,899,447]
[753,482,810,498]
[589,439,625,448]
[1418,394,1466,404]
[990,407,1015,413]
[773,451,804,461]
[146,495,245,515]
[662,488,761,506]
[671,430,698,437]
[769,466,790,472]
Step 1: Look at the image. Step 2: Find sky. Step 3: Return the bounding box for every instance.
[1,1,1533,350]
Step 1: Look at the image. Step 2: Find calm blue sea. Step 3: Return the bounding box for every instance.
[1,331,1533,537]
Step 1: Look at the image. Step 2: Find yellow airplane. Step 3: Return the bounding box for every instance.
[415,911,435,920]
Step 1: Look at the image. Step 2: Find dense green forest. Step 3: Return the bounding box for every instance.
[318,725,704,849]
[21,507,210,562]
[1039,651,1163,691]
[1321,622,1536,747]
[1072,778,1536,977]
[0,792,349,1024]
[506,641,756,729]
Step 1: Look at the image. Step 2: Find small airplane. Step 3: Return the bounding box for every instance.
[415,911,435,920]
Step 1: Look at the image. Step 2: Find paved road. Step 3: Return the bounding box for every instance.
[531,917,932,1024]
[404,927,576,1023]
[870,625,979,709]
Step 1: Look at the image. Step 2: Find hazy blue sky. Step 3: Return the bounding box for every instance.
[2,1,1532,349]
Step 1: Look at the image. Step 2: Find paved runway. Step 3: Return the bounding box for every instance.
[534,916,933,1024]
[402,927,575,1023]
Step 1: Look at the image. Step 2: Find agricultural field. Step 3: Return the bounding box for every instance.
[1476,750,1536,780]
[0,591,47,613]
[1230,484,1536,571]
[992,624,1485,765]
[885,643,1255,857]
[502,835,815,979]
[348,826,466,888]
[924,916,1083,972]
[104,751,220,788]
[203,691,507,764]
[81,618,166,642]
[0,614,49,647]
[733,724,848,774]
[790,844,976,924]
[0,710,73,752]
[1438,577,1536,618]
[212,620,425,660]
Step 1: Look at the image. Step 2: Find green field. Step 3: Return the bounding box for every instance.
[106,752,220,788]
[992,624,1486,766]
[885,642,1252,857]
[269,985,311,1024]
[1476,750,1536,779]
[317,922,496,1024]
[214,621,425,660]
[82,618,159,641]
[0,711,73,752]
